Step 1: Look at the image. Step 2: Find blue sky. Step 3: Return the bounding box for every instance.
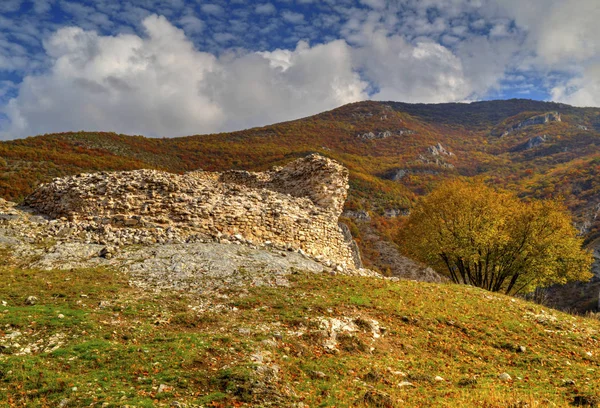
[0,0,598,139]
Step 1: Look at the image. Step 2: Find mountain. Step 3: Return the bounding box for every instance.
[2,99,600,290]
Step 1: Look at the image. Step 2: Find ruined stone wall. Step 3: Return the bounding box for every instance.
[218,153,349,214]
[24,155,357,268]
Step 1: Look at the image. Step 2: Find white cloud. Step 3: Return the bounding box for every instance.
[254,3,276,15]
[535,1,600,65]
[359,36,472,103]
[492,0,600,65]
[200,4,224,16]
[359,0,386,10]
[213,32,236,43]
[32,0,53,14]
[281,11,305,24]
[59,0,113,31]
[0,15,367,139]
[489,0,600,105]
[551,64,600,107]
[208,40,367,130]
[2,15,221,139]
[179,15,204,34]
[0,80,17,100]
[489,22,510,38]
[0,0,23,13]
[343,16,479,103]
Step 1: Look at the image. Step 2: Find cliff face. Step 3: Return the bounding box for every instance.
[24,154,358,268]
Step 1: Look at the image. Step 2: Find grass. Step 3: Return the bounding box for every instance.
[0,264,599,407]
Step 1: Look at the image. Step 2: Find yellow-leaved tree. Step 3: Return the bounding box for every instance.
[400,179,593,294]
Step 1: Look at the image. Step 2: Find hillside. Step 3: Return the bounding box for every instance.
[2,99,600,284]
[1,262,599,407]
[1,100,600,407]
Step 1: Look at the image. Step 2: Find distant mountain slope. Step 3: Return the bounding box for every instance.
[2,99,600,286]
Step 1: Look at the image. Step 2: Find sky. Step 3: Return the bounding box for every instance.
[0,0,599,140]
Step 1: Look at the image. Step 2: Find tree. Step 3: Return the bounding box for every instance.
[400,179,593,294]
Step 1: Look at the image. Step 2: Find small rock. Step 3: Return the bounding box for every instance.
[458,377,478,386]
[261,339,277,347]
[99,246,115,259]
[387,369,407,377]
[310,370,327,379]
[398,381,414,387]
[498,372,512,382]
[517,345,526,353]
[563,379,576,386]
[58,314,65,319]
[434,376,445,382]
[1,301,6,307]
[6,331,22,339]
[157,383,172,393]
[58,399,69,408]
[25,296,38,306]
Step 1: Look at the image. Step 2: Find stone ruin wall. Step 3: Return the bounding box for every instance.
[218,154,349,215]
[24,154,358,268]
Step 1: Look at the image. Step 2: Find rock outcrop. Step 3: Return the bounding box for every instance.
[428,143,454,157]
[23,154,358,268]
[357,131,392,140]
[417,143,455,168]
[511,135,548,152]
[502,112,561,136]
[383,168,439,182]
[356,129,415,140]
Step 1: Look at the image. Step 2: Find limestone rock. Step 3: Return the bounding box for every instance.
[511,135,548,152]
[25,296,38,305]
[502,112,561,136]
[417,143,455,168]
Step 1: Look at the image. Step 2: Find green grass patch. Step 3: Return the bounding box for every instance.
[0,264,599,407]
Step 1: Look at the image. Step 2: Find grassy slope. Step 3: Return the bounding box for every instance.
[1,262,599,407]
